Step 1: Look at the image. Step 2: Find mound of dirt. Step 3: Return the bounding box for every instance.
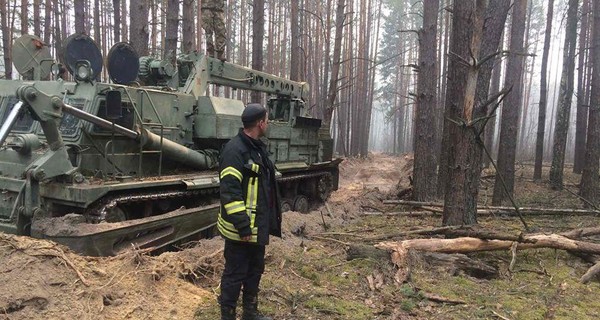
[0,233,219,319]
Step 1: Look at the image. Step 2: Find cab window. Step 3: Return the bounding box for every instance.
[92,100,135,133]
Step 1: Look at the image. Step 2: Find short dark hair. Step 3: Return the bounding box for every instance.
[243,113,267,129]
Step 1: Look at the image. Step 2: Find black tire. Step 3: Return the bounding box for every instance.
[293,195,310,213]
[281,199,293,212]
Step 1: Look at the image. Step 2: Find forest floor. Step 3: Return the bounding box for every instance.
[1,153,600,320]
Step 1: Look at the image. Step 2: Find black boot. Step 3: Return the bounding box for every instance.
[242,293,271,320]
[220,305,236,320]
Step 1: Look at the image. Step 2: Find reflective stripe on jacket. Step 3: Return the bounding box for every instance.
[218,131,282,245]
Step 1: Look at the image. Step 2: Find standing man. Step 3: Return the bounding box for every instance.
[218,103,281,320]
[201,0,227,61]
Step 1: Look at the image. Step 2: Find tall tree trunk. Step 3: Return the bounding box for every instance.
[182,0,195,53]
[442,0,490,226]
[483,37,504,169]
[324,0,345,126]
[52,0,61,63]
[364,0,382,155]
[574,0,592,174]
[164,0,179,61]
[130,0,149,56]
[436,0,452,197]
[491,0,528,205]
[517,1,533,158]
[478,0,509,163]
[94,0,100,45]
[549,0,579,190]
[413,0,440,201]
[21,0,27,34]
[251,0,265,103]
[43,0,51,43]
[113,0,120,43]
[290,0,301,81]
[150,0,157,55]
[580,0,600,207]
[0,0,11,79]
[33,0,40,36]
[121,0,128,42]
[533,0,555,180]
[74,0,85,34]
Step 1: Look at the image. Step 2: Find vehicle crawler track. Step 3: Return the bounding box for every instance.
[85,188,220,223]
[278,171,334,213]
[85,170,334,223]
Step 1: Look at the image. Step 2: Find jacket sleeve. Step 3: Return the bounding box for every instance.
[219,145,252,237]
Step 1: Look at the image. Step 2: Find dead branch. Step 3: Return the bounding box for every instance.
[580,261,600,284]
[419,291,467,305]
[362,226,458,242]
[376,234,600,255]
[561,227,600,239]
[382,199,600,216]
[366,208,599,217]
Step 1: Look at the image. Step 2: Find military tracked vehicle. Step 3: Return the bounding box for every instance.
[0,34,340,256]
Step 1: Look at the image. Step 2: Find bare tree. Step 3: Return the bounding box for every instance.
[94,0,100,47]
[324,0,345,126]
[164,0,179,61]
[442,0,505,226]
[290,0,301,81]
[20,0,27,34]
[121,0,128,42]
[130,0,149,56]
[74,0,85,34]
[251,0,265,103]
[113,0,120,43]
[43,0,51,43]
[413,0,440,201]
[52,0,62,63]
[0,0,11,79]
[33,0,40,36]
[478,0,510,167]
[549,0,579,190]
[182,0,196,53]
[533,0,555,180]
[492,0,528,205]
[580,0,600,206]
[574,0,592,174]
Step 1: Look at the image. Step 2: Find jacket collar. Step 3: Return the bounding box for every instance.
[238,128,266,150]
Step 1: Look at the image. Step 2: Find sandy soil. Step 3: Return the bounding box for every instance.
[0,153,412,320]
[3,154,597,320]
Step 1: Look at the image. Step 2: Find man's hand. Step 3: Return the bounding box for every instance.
[241,235,252,241]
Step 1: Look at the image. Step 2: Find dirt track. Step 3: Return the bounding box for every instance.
[0,153,411,320]
[3,154,600,319]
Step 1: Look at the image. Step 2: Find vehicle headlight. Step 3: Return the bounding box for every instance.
[74,60,92,82]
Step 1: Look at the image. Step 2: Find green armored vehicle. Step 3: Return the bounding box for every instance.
[0,34,340,256]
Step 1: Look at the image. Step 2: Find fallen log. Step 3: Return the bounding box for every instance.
[362,226,458,242]
[416,252,498,279]
[382,200,600,216]
[376,234,600,285]
[376,234,600,255]
[580,261,600,284]
[561,227,600,239]
[364,208,598,217]
[346,244,390,261]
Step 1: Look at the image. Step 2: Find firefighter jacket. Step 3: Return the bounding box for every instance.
[217,130,282,245]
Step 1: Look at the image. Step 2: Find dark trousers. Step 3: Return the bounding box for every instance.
[219,240,266,308]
